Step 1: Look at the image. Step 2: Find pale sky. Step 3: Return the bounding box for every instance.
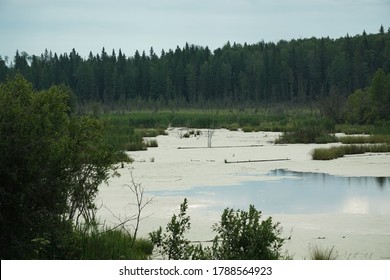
[0,0,389,59]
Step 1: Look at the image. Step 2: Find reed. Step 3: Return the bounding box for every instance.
[312,144,390,160]
[309,245,337,260]
[338,135,390,144]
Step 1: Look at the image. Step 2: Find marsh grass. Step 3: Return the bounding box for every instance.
[312,144,390,160]
[102,109,352,149]
[335,124,374,135]
[144,139,158,148]
[74,227,153,260]
[276,118,337,144]
[335,122,390,135]
[102,114,167,151]
[309,245,337,260]
[338,135,390,144]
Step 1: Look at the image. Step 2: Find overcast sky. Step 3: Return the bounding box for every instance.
[0,0,389,59]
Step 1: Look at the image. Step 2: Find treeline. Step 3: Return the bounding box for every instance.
[1,26,389,108]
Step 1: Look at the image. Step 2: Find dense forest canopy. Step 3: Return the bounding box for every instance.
[1,27,389,109]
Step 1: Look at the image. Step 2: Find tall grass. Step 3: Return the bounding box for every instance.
[309,245,337,260]
[312,144,390,160]
[338,135,390,144]
[101,114,167,151]
[73,227,153,260]
[101,110,390,151]
[335,124,374,135]
[276,118,337,144]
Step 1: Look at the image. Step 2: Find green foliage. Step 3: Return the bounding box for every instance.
[101,114,167,152]
[276,118,337,144]
[345,89,371,124]
[211,205,284,260]
[150,199,285,260]
[72,226,153,260]
[319,92,347,123]
[0,75,119,259]
[346,69,390,124]
[369,69,390,121]
[149,198,203,260]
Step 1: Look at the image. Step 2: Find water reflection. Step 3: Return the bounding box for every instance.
[147,169,390,215]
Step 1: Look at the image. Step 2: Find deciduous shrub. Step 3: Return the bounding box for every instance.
[149,199,285,260]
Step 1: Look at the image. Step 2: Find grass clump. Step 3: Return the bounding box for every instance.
[309,245,337,260]
[335,124,374,135]
[311,146,346,160]
[74,227,153,260]
[338,135,390,144]
[144,139,158,148]
[312,144,390,160]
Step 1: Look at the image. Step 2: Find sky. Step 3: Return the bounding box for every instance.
[0,0,389,60]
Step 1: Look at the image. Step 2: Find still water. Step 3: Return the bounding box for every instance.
[147,169,390,216]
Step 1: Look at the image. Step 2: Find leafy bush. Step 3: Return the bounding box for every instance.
[149,198,201,260]
[211,205,284,260]
[149,199,285,260]
[0,75,119,259]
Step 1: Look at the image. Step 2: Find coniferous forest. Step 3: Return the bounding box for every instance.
[1,27,389,110]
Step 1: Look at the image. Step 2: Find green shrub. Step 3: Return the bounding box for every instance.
[149,199,285,260]
[0,76,119,259]
[149,198,199,260]
[211,205,284,260]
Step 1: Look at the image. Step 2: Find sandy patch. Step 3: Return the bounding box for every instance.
[96,128,390,259]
